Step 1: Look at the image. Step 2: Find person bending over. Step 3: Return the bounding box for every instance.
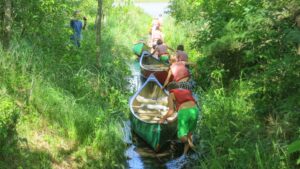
[151,39,174,63]
[162,56,191,89]
[159,85,199,155]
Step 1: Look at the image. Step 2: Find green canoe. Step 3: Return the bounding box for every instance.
[132,42,150,57]
[129,74,177,151]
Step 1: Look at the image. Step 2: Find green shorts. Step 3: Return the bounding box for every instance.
[160,55,169,62]
[177,106,199,138]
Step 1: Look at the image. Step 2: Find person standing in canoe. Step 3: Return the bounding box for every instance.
[151,39,174,63]
[159,84,199,155]
[70,11,87,47]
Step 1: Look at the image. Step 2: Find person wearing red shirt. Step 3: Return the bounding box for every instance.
[162,56,191,89]
[159,85,199,155]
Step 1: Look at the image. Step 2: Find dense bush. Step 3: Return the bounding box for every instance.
[169,0,300,168]
[0,90,20,160]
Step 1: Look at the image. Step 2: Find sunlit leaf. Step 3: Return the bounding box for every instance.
[287,140,300,154]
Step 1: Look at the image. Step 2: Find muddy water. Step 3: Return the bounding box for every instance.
[123,120,187,169]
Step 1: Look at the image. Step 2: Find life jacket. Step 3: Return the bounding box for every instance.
[176,50,188,62]
[170,62,190,82]
[169,89,195,111]
[156,45,169,56]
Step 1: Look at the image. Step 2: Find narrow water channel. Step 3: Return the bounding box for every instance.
[125,60,199,169]
[124,2,200,168]
[125,60,182,169]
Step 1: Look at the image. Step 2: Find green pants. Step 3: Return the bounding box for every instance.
[177,106,199,138]
[160,55,169,63]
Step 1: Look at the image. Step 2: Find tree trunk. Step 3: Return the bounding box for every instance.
[3,0,12,50]
[96,0,103,66]
[295,15,300,55]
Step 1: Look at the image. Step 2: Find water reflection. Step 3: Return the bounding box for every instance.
[127,60,142,93]
[126,145,144,169]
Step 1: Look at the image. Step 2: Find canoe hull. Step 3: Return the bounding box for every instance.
[130,113,177,151]
[140,68,169,85]
[139,51,170,84]
[133,43,150,58]
[129,74,177,151]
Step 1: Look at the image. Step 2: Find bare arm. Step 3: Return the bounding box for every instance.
[167,46,175,52]
[159,94,175,123]
[83,16,87,30]
[162,69,172,89]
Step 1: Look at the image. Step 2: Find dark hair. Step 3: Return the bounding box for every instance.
[177,45,184,51]
[157,39,163,45]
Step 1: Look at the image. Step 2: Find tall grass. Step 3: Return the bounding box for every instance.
[0,3,150,168]
[152,14,295,168]
[189,79,289,169]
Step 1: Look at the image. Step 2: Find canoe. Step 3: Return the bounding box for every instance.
[139,51,172,84]
[129,74,177,151]
[132,43,150,58]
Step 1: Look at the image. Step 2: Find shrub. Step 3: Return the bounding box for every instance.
[0,90,20,159]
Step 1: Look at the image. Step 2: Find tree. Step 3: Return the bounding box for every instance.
[2,0,12,50]
[295,11,300,55]
[96,0,103,65]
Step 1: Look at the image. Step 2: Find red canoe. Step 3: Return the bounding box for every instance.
[139,51,172,84]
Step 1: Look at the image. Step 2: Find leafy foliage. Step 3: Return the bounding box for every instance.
[169,0,300,168]
[0,0,150,168]
[0,89,20,160]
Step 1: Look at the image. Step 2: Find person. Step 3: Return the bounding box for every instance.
[162,56,192,90]
[151,39,174,63]
[158,14,163,27]
[70,11,87,47]
[151,26,163,48]
[151,17,161,32]
[159,84,199,155]
[176,45,188,62]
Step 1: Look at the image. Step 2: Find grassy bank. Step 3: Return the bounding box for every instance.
[0,2,150,168]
